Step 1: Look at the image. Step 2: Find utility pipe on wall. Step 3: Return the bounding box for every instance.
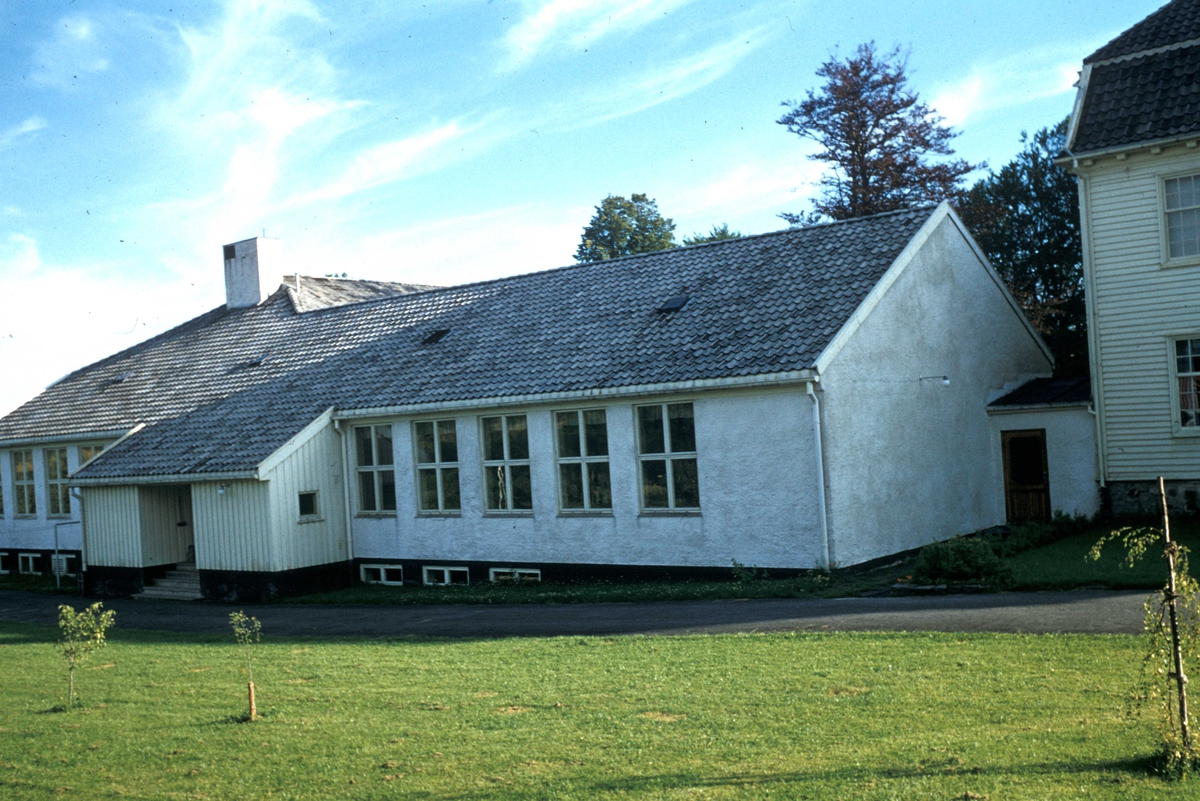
[806,381,831,570]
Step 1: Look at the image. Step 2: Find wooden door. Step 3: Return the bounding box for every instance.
[1002,430,1050,523]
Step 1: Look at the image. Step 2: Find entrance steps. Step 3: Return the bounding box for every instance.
[134,563,203,601]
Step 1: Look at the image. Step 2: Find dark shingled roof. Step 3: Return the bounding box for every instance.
[0,206,936,479]
[1072,44,1200,153]
[1085,0,1200,64]
[988,376,1091,408]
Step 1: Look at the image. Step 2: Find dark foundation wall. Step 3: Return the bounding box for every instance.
[200,560,352,603]
[84,563,174,597]
[1109,480,1200,518]
[351,558,814,586]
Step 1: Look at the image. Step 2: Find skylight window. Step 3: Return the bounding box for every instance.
[423,328,451,345]
[657,295,689,313]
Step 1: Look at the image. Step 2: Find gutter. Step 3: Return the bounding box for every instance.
[0,428,131,449]
[71,469,257,487]
[806,381,831,570]
[1056,132,1200,169]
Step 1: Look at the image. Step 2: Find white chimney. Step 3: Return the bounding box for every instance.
[222,237,284,309]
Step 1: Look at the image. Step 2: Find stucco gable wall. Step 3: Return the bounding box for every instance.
[819,215,1051,566]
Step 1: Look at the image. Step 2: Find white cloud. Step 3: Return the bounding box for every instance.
[664,156,825,224]
[930,47,1082,127]
[31,15,111,87]
[0,117,47,148]
[502,0,695,69]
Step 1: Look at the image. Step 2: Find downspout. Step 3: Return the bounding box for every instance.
[1069,153,1107,487]
[333,419,356,572]
[70,488,87,594]
[806,381,831,570]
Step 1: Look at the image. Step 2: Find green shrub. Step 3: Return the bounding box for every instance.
[912,536,1011,587]
[995,513,1090,557]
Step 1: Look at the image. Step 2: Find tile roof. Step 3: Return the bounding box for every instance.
[988,376,1091,408]
[1085,0,1200,64]
[1072,44,1200,153]
[0,206,936,479]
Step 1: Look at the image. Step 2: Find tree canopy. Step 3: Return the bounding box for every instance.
[957,119,1086,376]
[575,194,676,262]
[682,223,743,246]
[778,42,979,224]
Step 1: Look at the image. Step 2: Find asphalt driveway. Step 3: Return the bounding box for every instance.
[0,588,1149,638]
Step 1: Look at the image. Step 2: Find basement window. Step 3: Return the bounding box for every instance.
[360,564,403,585]
[489,567,541,584]
[422,328,451,345]
[18,553,40,576]
[51,554,77,578]
[0,552,8,575]
[657,295,689,313]
[297,491,320,520]
[423,566,469,586]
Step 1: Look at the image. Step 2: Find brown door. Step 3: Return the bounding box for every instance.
[1002,430,1050,523]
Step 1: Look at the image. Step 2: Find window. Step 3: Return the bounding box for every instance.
[51,554,77,577]
[1175,338,1200,429]
[414,420,461,513]
[636,402,700,510]
[18,553,39,575]
[298,491,319,520]
[360,564,403,585]
[480,415,532,511]
[45,448,70,518]
[12,451,35,517]
[1166,174,1200,260]
[0,552,8,575]
[555,409,611,511]
[79,443,105,464]
[355,425,396,514]
[0,474,4,516]
[423,566,469,586]
[489,567,541,583]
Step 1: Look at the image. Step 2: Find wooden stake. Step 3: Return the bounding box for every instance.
[248,681,257,721]
[1158,476,1191,749]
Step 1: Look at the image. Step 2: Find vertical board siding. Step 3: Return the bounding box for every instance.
[1085,147,1200,479]
[191,480,272,572]
[138,486,192,566]
[80,486,142,567]
[263,423,347,571]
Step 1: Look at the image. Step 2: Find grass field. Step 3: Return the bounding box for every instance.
[0,622,1186,799]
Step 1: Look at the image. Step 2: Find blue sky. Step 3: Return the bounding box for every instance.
[0,0,1162,415]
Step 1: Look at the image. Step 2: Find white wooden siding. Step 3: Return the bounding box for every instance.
[262,422,347,571]
[138,486,192,566]
[1081,146,1200,480]
[191,480,272,572]
[80,486,142,567]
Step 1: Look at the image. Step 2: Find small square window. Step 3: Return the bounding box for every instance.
[298,491,319,519]
[18,553,40,575]
[51,554,77,577]
[360,564,403,585]
[0,552,9,575]
[489,567,542,583]
[423,566,469,586]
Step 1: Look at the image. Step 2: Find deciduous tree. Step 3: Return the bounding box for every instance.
[778,42,978,224]
[682,223,743,245]
[575,194,676,262]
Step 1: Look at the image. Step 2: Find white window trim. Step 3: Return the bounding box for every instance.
[11,450,36,519]
[18,552,40,575]
[360,563,404,585]
[553,408,612,513]
[79,443,106,467]
[44,447,70,519]
[489,567,541,583]
[413,419,462,515]
[51,553,77,578]
[354,424,397,516]
[635,402,702,512]
[1168,335,1200,437]
[1160,170,1200,269]
[479,414,533,514]
[297,490,322,522]
[423,565,470,586]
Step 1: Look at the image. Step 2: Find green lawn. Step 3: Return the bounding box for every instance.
[0,623,1185,799]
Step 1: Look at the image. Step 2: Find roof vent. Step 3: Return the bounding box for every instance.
[110,370,133,384]
[657,295,689,313]
[246,353,271,367]
[423,328,451,345]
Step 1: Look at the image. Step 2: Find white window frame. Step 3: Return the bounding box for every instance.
[1161,171,1200,267]
[12,451,35,518]
[79,443,106,466]
[479,414,533,513]
[553,408,612,513]
[413,419,461,515]
[51,554,77,578]
[18,553,39,575]
[360,563,404,585]
[423,565,470,586]
[635,402,701,512]
[354,424,397,515]
[489,567,541,583]
[1169,335,1200,437]
[297,490,321,522]
[45,447,70,519]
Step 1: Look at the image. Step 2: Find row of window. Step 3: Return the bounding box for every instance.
[0,444,104,519]
[353,403,701,516]
[359,563,540,586]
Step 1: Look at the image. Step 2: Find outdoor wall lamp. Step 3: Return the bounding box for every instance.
[217,484,226,495]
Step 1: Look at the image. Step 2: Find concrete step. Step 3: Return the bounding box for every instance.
[133,563,203,601]
[153,576,202,590]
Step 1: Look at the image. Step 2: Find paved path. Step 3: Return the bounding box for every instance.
[0,589,1150,638]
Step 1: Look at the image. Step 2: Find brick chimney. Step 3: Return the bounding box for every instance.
[222,237,283,309]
